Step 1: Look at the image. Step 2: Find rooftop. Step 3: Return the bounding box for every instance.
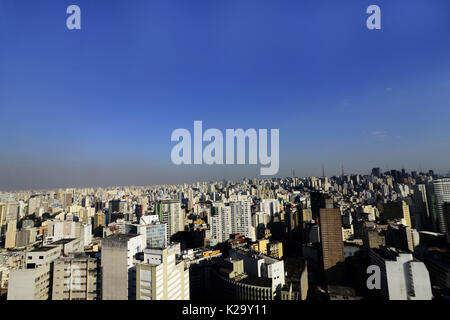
[30,246,59,252]
[50,238,78,245]
[103,233,139,243]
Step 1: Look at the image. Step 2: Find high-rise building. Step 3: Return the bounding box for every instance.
[319,198,345,285]
[63,193,73,209]
[94,211,105,229]
[4,202,19,224]
[429,178,450,235]
[136,244,189,300]
[260,199,281,218]
[230,200,253,240]
[52,254,99,300]
[0,202,5,236]
[5,221,17,249]
[443,203,450,243]
[210,204,232,245]
[413,184,431,230]
[101,233,143,300]
[155,200,184,240]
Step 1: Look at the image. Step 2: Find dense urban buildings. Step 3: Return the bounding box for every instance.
[1,167,450,300]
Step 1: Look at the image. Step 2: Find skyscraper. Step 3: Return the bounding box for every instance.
[211,204,232,244]
[429,178,450,235]
[155,200,184,239]
[318,197,345,285]
[101,234,143,300]
[413,184,431,231]
[230,200,253,240]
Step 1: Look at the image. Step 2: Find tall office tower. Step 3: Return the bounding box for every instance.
[136,244,189,300]
[155,200,184,239]
[369,248,433,300]
[78,208,87,223]
[95,201,105,213]
[5,221,17,249]
[101,234,143,300]
[252,211,271,239]
[443,203,450,243]
[7,264,52,300]
[211,204,232,244]
[0,202,5,235]
[52,254,99,300]
[77,223,92,248]
[5,201,19,224]
[413,184,431,231]
[261,199,281,218]
[319,197,345,285]
[28,197,40,216]
[188,188,194,211]
[429,178,450,235]
[230,200,253,240]
[94,211,105,229]
[210,211,222,246]
[310,191,326,220]
[63,193,73,209]
[382,201,412,228]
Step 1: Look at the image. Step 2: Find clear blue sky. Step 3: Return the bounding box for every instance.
[1,0,450,190]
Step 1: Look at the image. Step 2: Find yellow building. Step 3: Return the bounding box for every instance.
[382,201,412,228]
[0,202,5,231]
[94,211,105,229]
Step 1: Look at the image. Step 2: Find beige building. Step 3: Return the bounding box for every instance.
[136,244,189,300]
[94,211,105,231]
[7,263,51,300]
[52,254,99,300]
[101,234,143,300]
[5,221,17,249]
[0,202,5,233]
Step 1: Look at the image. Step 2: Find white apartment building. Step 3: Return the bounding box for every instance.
[137,243,189,300]
[230,200,254,240]
[261,199,281,218]
[210,204,232,244]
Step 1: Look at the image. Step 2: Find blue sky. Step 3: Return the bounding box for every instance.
[1,0,450,190]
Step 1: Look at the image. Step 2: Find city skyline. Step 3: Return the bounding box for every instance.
[0,165,446,192]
